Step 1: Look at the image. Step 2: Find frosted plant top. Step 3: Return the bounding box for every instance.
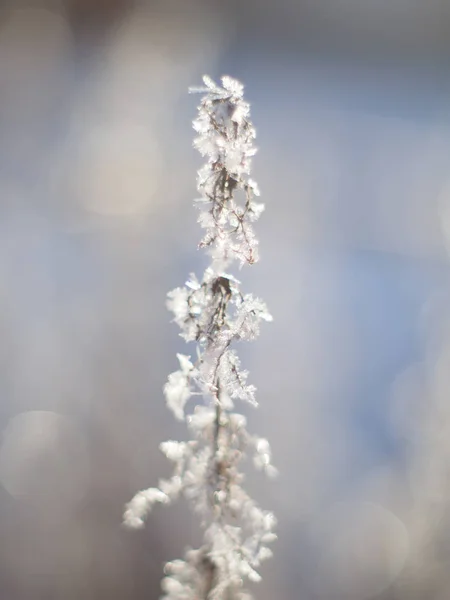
[190,76,265,268]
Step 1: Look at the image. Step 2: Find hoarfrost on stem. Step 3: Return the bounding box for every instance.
[124,75,276,600]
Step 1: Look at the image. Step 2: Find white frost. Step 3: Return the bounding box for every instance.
[124,76,275,600]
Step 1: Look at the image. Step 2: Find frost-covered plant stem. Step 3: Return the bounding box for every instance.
[124,76,276,600]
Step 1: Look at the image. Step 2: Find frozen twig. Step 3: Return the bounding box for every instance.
[124,75,275,600]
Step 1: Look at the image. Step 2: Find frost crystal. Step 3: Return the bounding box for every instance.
[124,76,275,600]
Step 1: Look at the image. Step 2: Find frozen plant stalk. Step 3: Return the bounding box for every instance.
[124,75,276,600]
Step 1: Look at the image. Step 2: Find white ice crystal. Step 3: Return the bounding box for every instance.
[124,76,275,600]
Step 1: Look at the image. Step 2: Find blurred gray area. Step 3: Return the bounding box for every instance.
[2,1,450,599]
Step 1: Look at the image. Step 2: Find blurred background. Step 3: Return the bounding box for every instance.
[2,0,450,598]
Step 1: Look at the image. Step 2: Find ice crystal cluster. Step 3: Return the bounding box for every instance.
[124,75,276,600]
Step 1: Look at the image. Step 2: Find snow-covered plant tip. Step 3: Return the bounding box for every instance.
[124,75,276,600]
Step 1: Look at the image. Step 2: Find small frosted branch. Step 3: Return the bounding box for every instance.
[124,75,275,600]
[124,487,171,529]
